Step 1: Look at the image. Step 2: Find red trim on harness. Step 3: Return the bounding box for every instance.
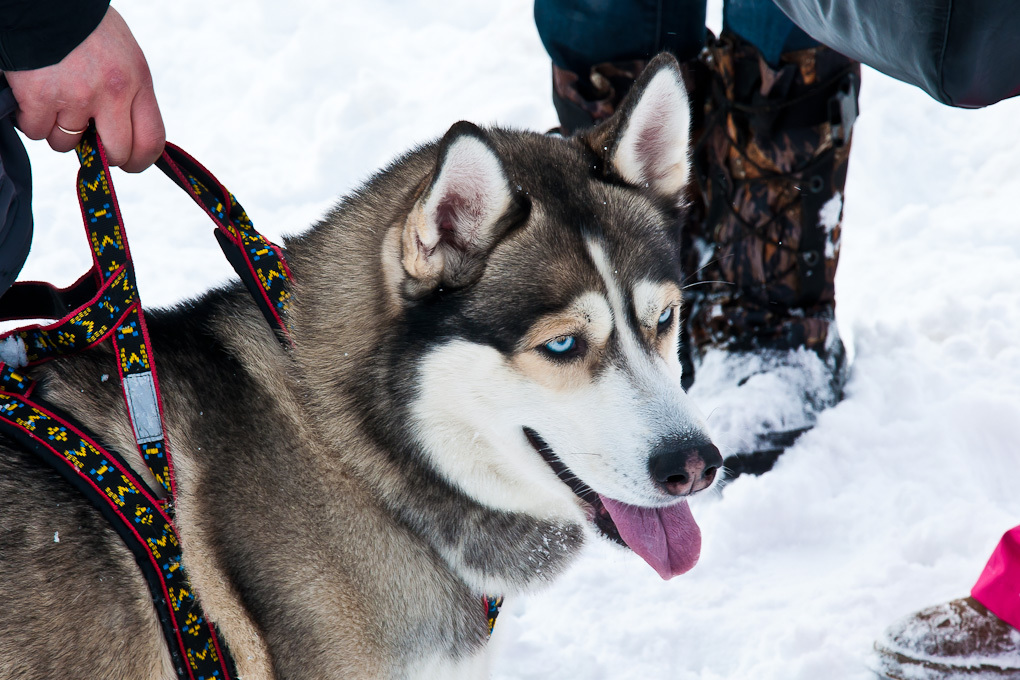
[14,263,134,367]
[0,393,194,670]
[0,124,301,679]
[0,126,246,678]
[158,145,293,343]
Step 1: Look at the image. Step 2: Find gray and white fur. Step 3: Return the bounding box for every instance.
[0,54,718,679]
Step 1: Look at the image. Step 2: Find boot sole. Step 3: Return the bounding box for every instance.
[873,643,1020,679]
[722,428,810,477]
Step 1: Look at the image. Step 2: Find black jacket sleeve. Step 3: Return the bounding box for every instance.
[0,0,111,71]
[773,0,1020,108]
[0,87,32,297]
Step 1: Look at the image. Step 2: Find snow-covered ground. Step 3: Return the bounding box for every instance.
[18,2,1020,678]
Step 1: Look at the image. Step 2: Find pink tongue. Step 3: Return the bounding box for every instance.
[598,495,701,580]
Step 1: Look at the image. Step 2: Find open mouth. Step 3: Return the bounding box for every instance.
[523,427,702,580]
[523,427,626,547]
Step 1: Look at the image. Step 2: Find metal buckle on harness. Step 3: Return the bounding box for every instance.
[123,370,164,444]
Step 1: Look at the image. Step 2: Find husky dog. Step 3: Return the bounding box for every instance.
[0,54,720,679]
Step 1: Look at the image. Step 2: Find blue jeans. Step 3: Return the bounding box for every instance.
[534,0,818,71]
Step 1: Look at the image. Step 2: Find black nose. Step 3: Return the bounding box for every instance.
[648,439,723,496]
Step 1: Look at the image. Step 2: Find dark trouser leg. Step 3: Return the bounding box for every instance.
[535,0,707,71]
[534,0,707,134]
[723,0,817,66]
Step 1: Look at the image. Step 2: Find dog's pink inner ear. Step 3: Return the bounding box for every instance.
[401,127,513,288]
[611,66,692,202]
[435,195,479,252]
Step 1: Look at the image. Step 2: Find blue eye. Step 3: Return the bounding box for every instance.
[545,336,576,354]
[658,307,673,325]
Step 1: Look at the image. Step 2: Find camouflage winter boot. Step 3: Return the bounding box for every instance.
[686,33,860,475]
[549,60,648,136]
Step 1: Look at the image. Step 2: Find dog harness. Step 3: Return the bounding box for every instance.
[0,128,289,680]
[0,128,503,678]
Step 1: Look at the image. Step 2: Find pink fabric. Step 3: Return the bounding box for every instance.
[971,525,1020,631]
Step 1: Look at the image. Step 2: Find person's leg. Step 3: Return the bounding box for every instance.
[534,0,707,134]
[534,0,861,474]
[972,525,1020,629]
[723,0,816,66]
[684,0,860,473]
[535,0,706,72]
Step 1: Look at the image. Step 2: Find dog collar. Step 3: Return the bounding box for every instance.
[485,595,504,636]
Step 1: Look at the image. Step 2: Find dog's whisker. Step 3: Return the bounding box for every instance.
[679,251,737,288]
[552,469,597,496]
[682,279,736,290]
[680,256,719,286]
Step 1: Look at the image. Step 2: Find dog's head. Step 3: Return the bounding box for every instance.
[388,54,719,581]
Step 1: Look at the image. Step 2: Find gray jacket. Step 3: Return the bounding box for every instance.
[774,0,1020,107]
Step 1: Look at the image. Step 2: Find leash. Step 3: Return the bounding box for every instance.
[0,127,294,680]
[154,145,293,345]
[0,126,505,673]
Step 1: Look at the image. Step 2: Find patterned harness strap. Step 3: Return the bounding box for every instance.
[0,365,233,679]
[2,132,177,498]
[0,126,292,680]
[155,145,292,344]
[484,595,504,636]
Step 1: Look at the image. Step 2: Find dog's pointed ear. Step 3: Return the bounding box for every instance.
[592,53,692,203]
[400,121,521,298]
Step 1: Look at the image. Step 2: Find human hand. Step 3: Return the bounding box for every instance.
[4,6,165,172]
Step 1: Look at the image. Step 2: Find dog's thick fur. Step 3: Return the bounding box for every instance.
[0,54,715,679]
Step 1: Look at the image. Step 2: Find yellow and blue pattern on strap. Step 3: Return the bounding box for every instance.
[75,131,174,499]
[0,365,234,680]
[14,266,136,364]
[76,135,128,280]
[0,124,303,680]
[190,177,292,322]
[0,126,242,680]
[485,595,504,636]
[156,145,292,341]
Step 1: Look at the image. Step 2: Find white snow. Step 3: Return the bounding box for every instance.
[15,1,1020,678]
[689,345,840,455]
[820,192,844,234]
[820,191,843,258]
